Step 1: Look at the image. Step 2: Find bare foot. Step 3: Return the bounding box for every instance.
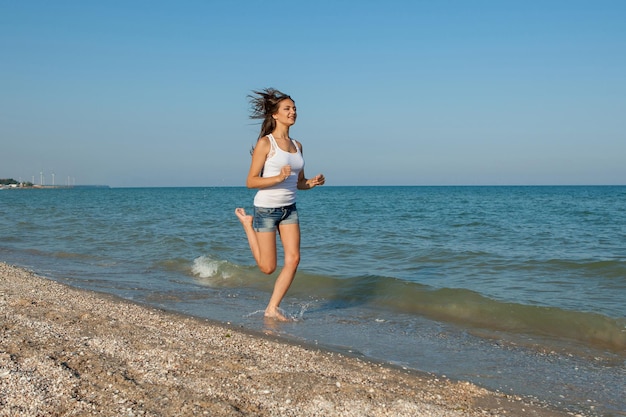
[234,208,253,228]
[264,308,292,322]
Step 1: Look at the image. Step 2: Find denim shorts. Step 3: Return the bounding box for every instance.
[253,203,299,232]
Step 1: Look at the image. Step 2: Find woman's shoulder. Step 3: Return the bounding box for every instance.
[250,135,272,159]
[256,135,272,148]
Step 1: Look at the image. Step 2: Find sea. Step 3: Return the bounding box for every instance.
[1,186,624,416]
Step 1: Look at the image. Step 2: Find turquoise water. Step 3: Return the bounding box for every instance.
[1,186,625,415]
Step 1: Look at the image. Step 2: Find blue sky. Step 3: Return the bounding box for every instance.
[2,1,625,186]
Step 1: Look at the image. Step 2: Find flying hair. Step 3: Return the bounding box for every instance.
[248,88,293,139]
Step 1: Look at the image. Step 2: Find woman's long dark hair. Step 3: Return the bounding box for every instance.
[248,88,293,139]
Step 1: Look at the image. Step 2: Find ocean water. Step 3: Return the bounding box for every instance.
[1,186,624,415]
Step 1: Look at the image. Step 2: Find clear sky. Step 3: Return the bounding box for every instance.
[2,1,625,187]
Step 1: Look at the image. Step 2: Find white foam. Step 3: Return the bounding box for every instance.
[191,255,232,280]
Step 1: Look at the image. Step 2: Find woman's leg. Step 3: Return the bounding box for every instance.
[265,223,301,321]
[234,208,277,274]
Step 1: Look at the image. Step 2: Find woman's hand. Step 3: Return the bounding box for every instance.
[279,165,292,182]
[306,174,325,188]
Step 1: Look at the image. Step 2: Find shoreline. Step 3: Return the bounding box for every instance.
[0,262,585,416]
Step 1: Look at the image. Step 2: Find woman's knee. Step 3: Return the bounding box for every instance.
[259,262,277,275]
[284,252,300,269]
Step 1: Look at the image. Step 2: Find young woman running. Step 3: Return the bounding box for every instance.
[235,88,325,321]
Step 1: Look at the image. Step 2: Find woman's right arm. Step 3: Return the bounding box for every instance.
[246,136,289,189]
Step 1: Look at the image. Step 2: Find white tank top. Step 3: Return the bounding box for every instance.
[253,134,305,208]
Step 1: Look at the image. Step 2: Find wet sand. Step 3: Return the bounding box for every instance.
[0,262,584,416]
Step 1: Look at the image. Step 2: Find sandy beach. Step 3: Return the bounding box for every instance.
[0,262,585,417]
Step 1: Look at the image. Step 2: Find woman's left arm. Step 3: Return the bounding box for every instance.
[296,142,326,190]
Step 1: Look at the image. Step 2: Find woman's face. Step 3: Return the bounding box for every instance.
[273,99,297,126]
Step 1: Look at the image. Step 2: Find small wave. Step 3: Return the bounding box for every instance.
[54,251,100,261]
[187,259,626,354]
[283,272,626,354]
[543,258,626,279]
[189,255,273,289]
[191,255,235,282]
[406,287,626,354]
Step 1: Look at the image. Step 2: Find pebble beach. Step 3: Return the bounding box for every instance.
[1,262,587,416]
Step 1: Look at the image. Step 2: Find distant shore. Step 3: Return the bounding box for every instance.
[0,185,109,190]
[0,262,582,417]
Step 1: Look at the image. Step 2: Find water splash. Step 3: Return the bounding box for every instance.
[295,302,312,320]
[243,310,265,318]
[244,307,305,322]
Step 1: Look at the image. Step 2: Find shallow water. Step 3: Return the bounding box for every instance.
[1,186,624,415]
